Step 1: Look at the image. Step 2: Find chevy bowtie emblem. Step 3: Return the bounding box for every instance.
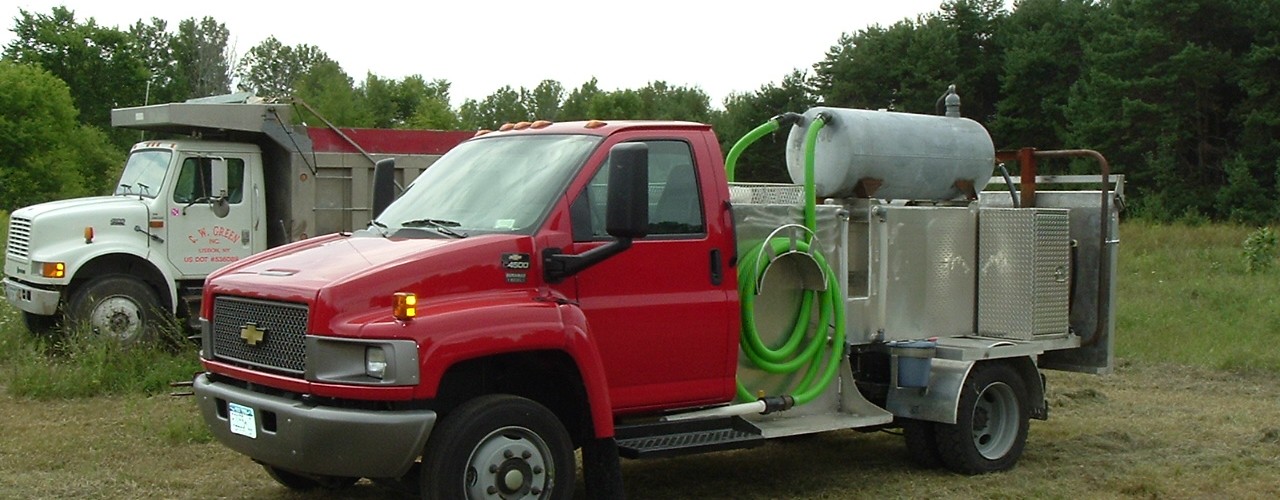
[240,323,266,346]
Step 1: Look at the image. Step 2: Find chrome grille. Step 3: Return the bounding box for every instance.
[7,216,32,260]
[211,296,308,375]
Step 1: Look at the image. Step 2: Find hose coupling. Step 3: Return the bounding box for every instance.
[772,112,804,129]
[759,395,796,414]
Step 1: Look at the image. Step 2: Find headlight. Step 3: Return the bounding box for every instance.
[365,347,388,379]
[308,337,418,385]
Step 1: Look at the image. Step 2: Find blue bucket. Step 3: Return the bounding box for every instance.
[891,340,937,388]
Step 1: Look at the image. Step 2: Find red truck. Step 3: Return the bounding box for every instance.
[193,101,1120,498]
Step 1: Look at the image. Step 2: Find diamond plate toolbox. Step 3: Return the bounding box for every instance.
[977,208,1071,340]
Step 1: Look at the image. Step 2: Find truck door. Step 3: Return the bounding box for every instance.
[568,137,736,411]
[167,155,255,278]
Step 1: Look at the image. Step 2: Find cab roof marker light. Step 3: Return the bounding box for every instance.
[474,129,492,137]
[584,120,607,129]
[393,292,417,321]
[531,120,552,129]
[498,123,516,132]
[513,121,532,130]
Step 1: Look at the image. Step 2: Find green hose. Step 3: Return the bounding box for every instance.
[725,120,781,182]
[802,116,825,233]
[733,115,844,407]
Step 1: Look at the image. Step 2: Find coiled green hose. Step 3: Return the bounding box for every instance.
[729,115,845,406]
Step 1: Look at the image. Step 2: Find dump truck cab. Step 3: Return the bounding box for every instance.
[3,95,469,339]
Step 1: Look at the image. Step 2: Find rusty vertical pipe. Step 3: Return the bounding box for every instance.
[1018,148,1038,208]
[1030,149,1112,347]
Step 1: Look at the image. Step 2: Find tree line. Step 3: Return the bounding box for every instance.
[3,0,1279,223]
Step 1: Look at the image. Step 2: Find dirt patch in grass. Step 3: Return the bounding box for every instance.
[2,358,1277,499]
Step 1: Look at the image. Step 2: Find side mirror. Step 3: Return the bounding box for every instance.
[372,158,396,219]
[542,142,650,284]
[605,143,649,239]
[209,158,230,218]
[210,158,229,199]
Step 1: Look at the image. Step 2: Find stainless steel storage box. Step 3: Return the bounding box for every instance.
[977,208,1072,340]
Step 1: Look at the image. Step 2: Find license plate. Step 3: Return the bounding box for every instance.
[228,402,257,439]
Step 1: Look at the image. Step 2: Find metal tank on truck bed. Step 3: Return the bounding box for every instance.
[2,94,471,339]
[189,91,1121,498]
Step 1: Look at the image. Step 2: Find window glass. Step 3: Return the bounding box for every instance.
[572,140,704,241]
[116,150,172,198]
[173,157,245,204]
[376,135,600,236]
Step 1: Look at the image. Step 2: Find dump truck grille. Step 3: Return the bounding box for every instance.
[211,296,308,375]
[6,216,32,260]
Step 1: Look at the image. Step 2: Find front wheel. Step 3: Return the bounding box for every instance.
[421,394,574,500]
[66,274,161,342]
[22,311,61,337]
[262,465,357,491]
[934,362,1030,474]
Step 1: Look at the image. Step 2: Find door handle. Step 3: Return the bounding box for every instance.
[710,248,723,286]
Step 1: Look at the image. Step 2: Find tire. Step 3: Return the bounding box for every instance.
[262,465,357,491]
[421,394,574,500]
[581,437,624,500]
[935,362,1030,474]
[22,311,61,337]
[66,274,161,342]
[902,418,943,469]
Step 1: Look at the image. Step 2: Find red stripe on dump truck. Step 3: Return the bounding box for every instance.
[307,128,474,155]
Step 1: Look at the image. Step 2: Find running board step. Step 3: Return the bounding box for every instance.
[615,416,764,459]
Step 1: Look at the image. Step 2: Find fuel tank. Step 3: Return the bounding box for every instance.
[785,107,995,201]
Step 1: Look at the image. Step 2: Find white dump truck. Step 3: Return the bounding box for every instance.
[2,96,471,338]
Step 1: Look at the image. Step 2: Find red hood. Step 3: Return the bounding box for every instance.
[213,235,449,299]
[205,232,541,336]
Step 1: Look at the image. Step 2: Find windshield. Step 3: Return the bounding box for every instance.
[375,134,601,236]
[116,149,172,198]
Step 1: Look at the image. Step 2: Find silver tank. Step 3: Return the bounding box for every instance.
[785,107,995,201]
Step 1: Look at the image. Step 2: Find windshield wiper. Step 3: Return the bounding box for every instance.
[368,219,389,237]
[400,218,468,238]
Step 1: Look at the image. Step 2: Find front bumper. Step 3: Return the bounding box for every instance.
[3,278,61,315]
[193,373,436,478]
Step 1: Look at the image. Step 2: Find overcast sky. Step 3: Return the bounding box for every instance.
[2,1,981,107]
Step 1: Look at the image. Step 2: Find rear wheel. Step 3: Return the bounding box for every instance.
[66,275,161,342]
[902,418,943,468]
[262,465,357,491]
[934,362,1030,474]
[421,394,574,499]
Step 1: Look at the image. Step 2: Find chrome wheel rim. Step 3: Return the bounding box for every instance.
[465,425,553,499]
[972,381,1019,460]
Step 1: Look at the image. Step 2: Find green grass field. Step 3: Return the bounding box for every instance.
[1116,221,1280,372]
[1,219,1278,498]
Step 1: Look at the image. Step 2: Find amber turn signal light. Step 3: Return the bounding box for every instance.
[393,292,417,321]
